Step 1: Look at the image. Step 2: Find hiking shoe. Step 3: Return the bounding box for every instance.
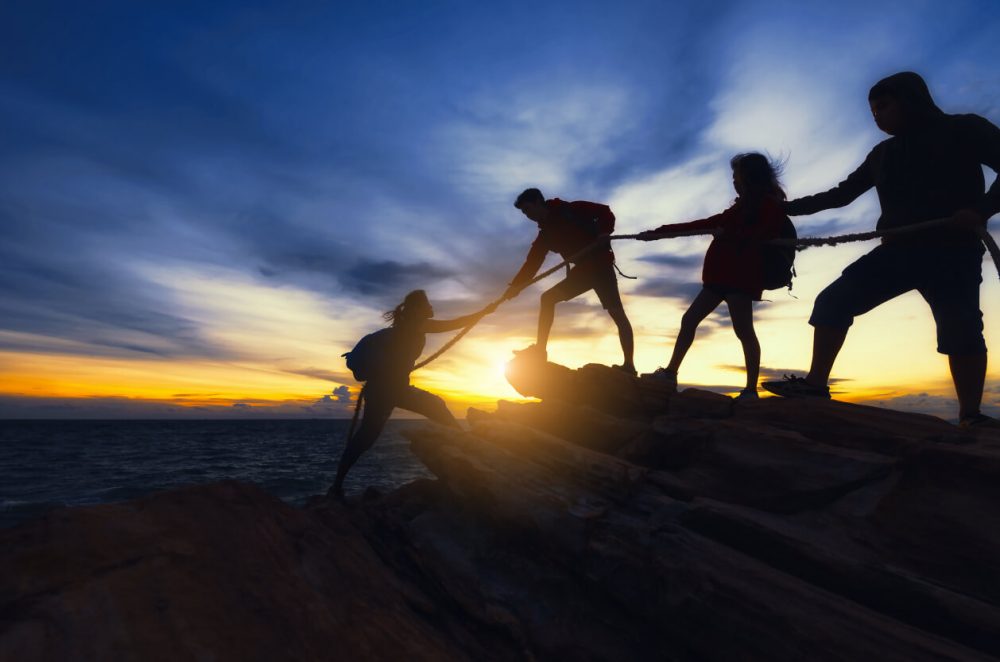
[761,375,830,399]
[612,363,638,377]
[958,412,1000,429]
[647,367,678,391]
[513,344,547,361]
[734,388,759,403]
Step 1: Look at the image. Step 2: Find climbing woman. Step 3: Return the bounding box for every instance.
[330,289,494,498]
[637,152,790,401]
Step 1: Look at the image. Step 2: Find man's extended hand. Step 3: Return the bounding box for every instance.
[635,230,661,241]
[503,284,524,300]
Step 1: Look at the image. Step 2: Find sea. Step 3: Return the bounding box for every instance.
[0,419,433,529]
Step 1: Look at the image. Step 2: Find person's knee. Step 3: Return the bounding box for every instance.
[937,317,986,356]
[732,323,757,343]
[809,286,855,329]
[680,309,702,331]
[540,290,561,309]
[608,305,630,326]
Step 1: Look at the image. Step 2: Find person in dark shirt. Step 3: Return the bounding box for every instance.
[504,188,636,375]
[637,153,789,401]
[762,72,1000,426]
[330,290,491,498]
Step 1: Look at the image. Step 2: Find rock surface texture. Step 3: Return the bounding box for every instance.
[4,359,1000,661]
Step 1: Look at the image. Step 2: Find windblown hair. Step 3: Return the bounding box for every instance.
[383,289,428,326]
[731,152,786,201]
[514,187,545,209]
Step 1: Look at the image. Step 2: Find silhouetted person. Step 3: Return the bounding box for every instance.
[505,188,636,374]
[762,72,1000,426]
[637,153,790,401]
[331,290,492,497]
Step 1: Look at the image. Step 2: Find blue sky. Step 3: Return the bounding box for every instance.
[2,0,999,418]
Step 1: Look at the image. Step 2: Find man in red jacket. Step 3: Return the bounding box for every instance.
[504,188,636,375]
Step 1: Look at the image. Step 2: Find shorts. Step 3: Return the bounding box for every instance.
[545,262,623,311]
[809,241,986,355]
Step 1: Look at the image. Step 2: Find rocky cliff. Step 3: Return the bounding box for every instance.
[4,358,1000,661]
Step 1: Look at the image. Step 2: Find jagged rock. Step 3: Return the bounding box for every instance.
[6,359,1000,661]
[396,422,992,660]
[667,388,734,419]
[505,354,650,417]
[469,399,648,454]
[0,481,514,662]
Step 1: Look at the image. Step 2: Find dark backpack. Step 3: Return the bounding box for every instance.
[761,216,797,290]
[342,327,397,382]
[556,203,614,238]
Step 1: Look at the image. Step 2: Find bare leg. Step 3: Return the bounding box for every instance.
[331,396,393,497]
[950,352,987,420]
[806,325,849,387]
[607,304,635,369]
[396,385,461,429]
[536,289,560,352]
[667,288,724,372]
[725,293,760,390]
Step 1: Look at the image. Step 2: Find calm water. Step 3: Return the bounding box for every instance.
[0,419,434,529]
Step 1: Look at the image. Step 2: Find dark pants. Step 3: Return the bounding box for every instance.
[809,241,986,355]
[333,382,458,492]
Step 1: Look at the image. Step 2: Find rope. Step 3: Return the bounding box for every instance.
[412,235,613,370]
[346,384,366,441]
[408,217,998,372]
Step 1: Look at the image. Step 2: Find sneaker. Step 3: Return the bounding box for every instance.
[647,367,678,391]
[513,344,547,361]
[612,363,638,377]
[734,388,759,402]
[761,375,830,399]
[958,412,1000,429]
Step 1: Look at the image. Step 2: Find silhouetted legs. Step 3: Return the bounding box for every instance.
[797,243,986,419]
[331,384,459,497]
[666,288,758,390]
[726,292,760,391]
[607,302,635,370]
[666,288,724,372]
[950,352,987,420]
[803,325,849,388]
[535,264,635,370]
[536,288,559,354]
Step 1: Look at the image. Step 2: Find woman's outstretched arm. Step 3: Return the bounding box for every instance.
[421,302,499,333]
[636,207,732,240]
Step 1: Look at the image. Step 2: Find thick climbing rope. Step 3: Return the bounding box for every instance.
[411,215,1000,373]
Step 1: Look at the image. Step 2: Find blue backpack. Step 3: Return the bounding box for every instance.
[343,327,397,382]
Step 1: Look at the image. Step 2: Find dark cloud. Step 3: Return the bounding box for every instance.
[339,259,455,297]
[631,278,703,301]
[284,367,350,383]
[636,253,703,270]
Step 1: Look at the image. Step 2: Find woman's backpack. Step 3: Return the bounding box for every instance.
[342,328,397,382]
[762,216,797,290]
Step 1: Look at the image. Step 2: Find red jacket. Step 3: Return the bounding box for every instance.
[653,195,786,299]
[510,199,615,287]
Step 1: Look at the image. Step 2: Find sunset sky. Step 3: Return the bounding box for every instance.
[2,0,999,420]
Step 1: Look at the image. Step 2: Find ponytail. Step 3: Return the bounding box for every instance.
[383,289,428,327]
